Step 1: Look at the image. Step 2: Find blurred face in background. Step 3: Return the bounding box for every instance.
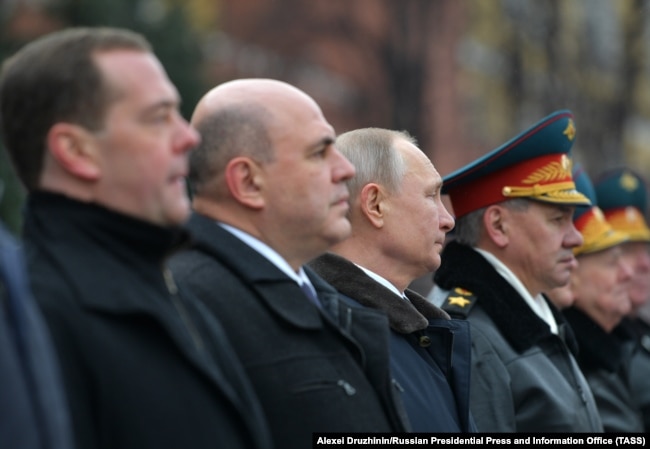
[571,246,634,332]
[546,282,575,310]
[93,49,199,226]
[619,241,650,315]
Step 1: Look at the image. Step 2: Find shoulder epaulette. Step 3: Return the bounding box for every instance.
[441,287,477,318]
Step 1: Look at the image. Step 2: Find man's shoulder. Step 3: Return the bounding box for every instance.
[169,246,219,275]
[438,286,479,318]
[433,286,509,342]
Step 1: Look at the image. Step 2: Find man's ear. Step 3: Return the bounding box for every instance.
[224,156,265,209]
[483,205,510,247]
[46,123,101,181]
[360,183,386,228]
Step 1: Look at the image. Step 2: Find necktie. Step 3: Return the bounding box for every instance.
[300,282,321,308]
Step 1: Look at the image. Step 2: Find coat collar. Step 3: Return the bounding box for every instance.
[26,191,189,263]
[308,252,449,334]
[563,307,632,372]
[435,241,577,354]
[23,193,239,395]
[24,192,190,314]
[184,212,335,330]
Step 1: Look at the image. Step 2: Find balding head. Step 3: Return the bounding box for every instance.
[191,78,319,128]
[188,78,325,197]
[188,78,355,270]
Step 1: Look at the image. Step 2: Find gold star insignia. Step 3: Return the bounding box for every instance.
[563,119,576,141]
[620,172,638,192]
[447,296,471,307]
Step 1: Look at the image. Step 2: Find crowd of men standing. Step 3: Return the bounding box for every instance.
[0,26,648,449]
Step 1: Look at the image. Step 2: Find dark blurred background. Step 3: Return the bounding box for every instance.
[2,0,650,236]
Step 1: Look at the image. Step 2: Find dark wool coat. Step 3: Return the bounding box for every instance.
[0,222,74,449]
[169,212,411,449]
[308,252,477,433]
[24,192,272,449]
[563,309,645,432]
[432,241,603,432]
[622,316,650,430]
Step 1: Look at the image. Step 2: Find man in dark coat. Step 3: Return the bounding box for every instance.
[0,27,271,449]
[429,110,603,432]
[0,221,74,449]
[308,128,476,432]
[550,164,644,432]
[169,79,411,449]
[595,167,650,430]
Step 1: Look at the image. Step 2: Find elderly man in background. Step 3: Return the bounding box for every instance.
[551,164,643,432]
[595,167,650,430]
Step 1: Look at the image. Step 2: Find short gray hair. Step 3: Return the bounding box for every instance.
[335,127,415,202]
[189,104,273,196]
[454,198,530,246]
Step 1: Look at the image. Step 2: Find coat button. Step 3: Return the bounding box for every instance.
[419,335,431,347]
[337,379,356,396]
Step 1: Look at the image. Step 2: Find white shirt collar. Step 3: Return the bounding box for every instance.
[354,264,408,300]
[218,222,312,287]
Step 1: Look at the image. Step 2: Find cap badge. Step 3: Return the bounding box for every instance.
[620,172,639,192]
[563,119,576,141]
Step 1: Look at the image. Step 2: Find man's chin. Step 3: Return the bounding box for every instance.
[326,221,352,245]
[162,202,191,228]
[553,277,571,290]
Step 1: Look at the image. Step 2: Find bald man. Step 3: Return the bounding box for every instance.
[169,79,410,449]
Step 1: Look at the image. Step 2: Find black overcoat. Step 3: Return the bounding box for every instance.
[169,212,411,449]
[24,192,272,449]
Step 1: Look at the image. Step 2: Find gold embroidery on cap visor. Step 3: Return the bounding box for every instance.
[500,156,590,205]
[574,207,630,256]
[605,207,650,242]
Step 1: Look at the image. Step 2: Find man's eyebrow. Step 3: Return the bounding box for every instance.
[140,99,180,116]
[310,135,336,149]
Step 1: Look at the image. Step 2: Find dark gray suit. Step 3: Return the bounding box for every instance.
[169,213,410,449]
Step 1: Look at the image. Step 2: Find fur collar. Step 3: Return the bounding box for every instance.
[434,241,577,354]
[308,252,449,334]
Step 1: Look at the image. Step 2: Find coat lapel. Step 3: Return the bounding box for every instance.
[186,213,324,329]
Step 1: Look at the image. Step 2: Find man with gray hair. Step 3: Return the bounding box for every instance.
[429,110,603,432]
[308,127,476,432]
[169,80,411,449]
